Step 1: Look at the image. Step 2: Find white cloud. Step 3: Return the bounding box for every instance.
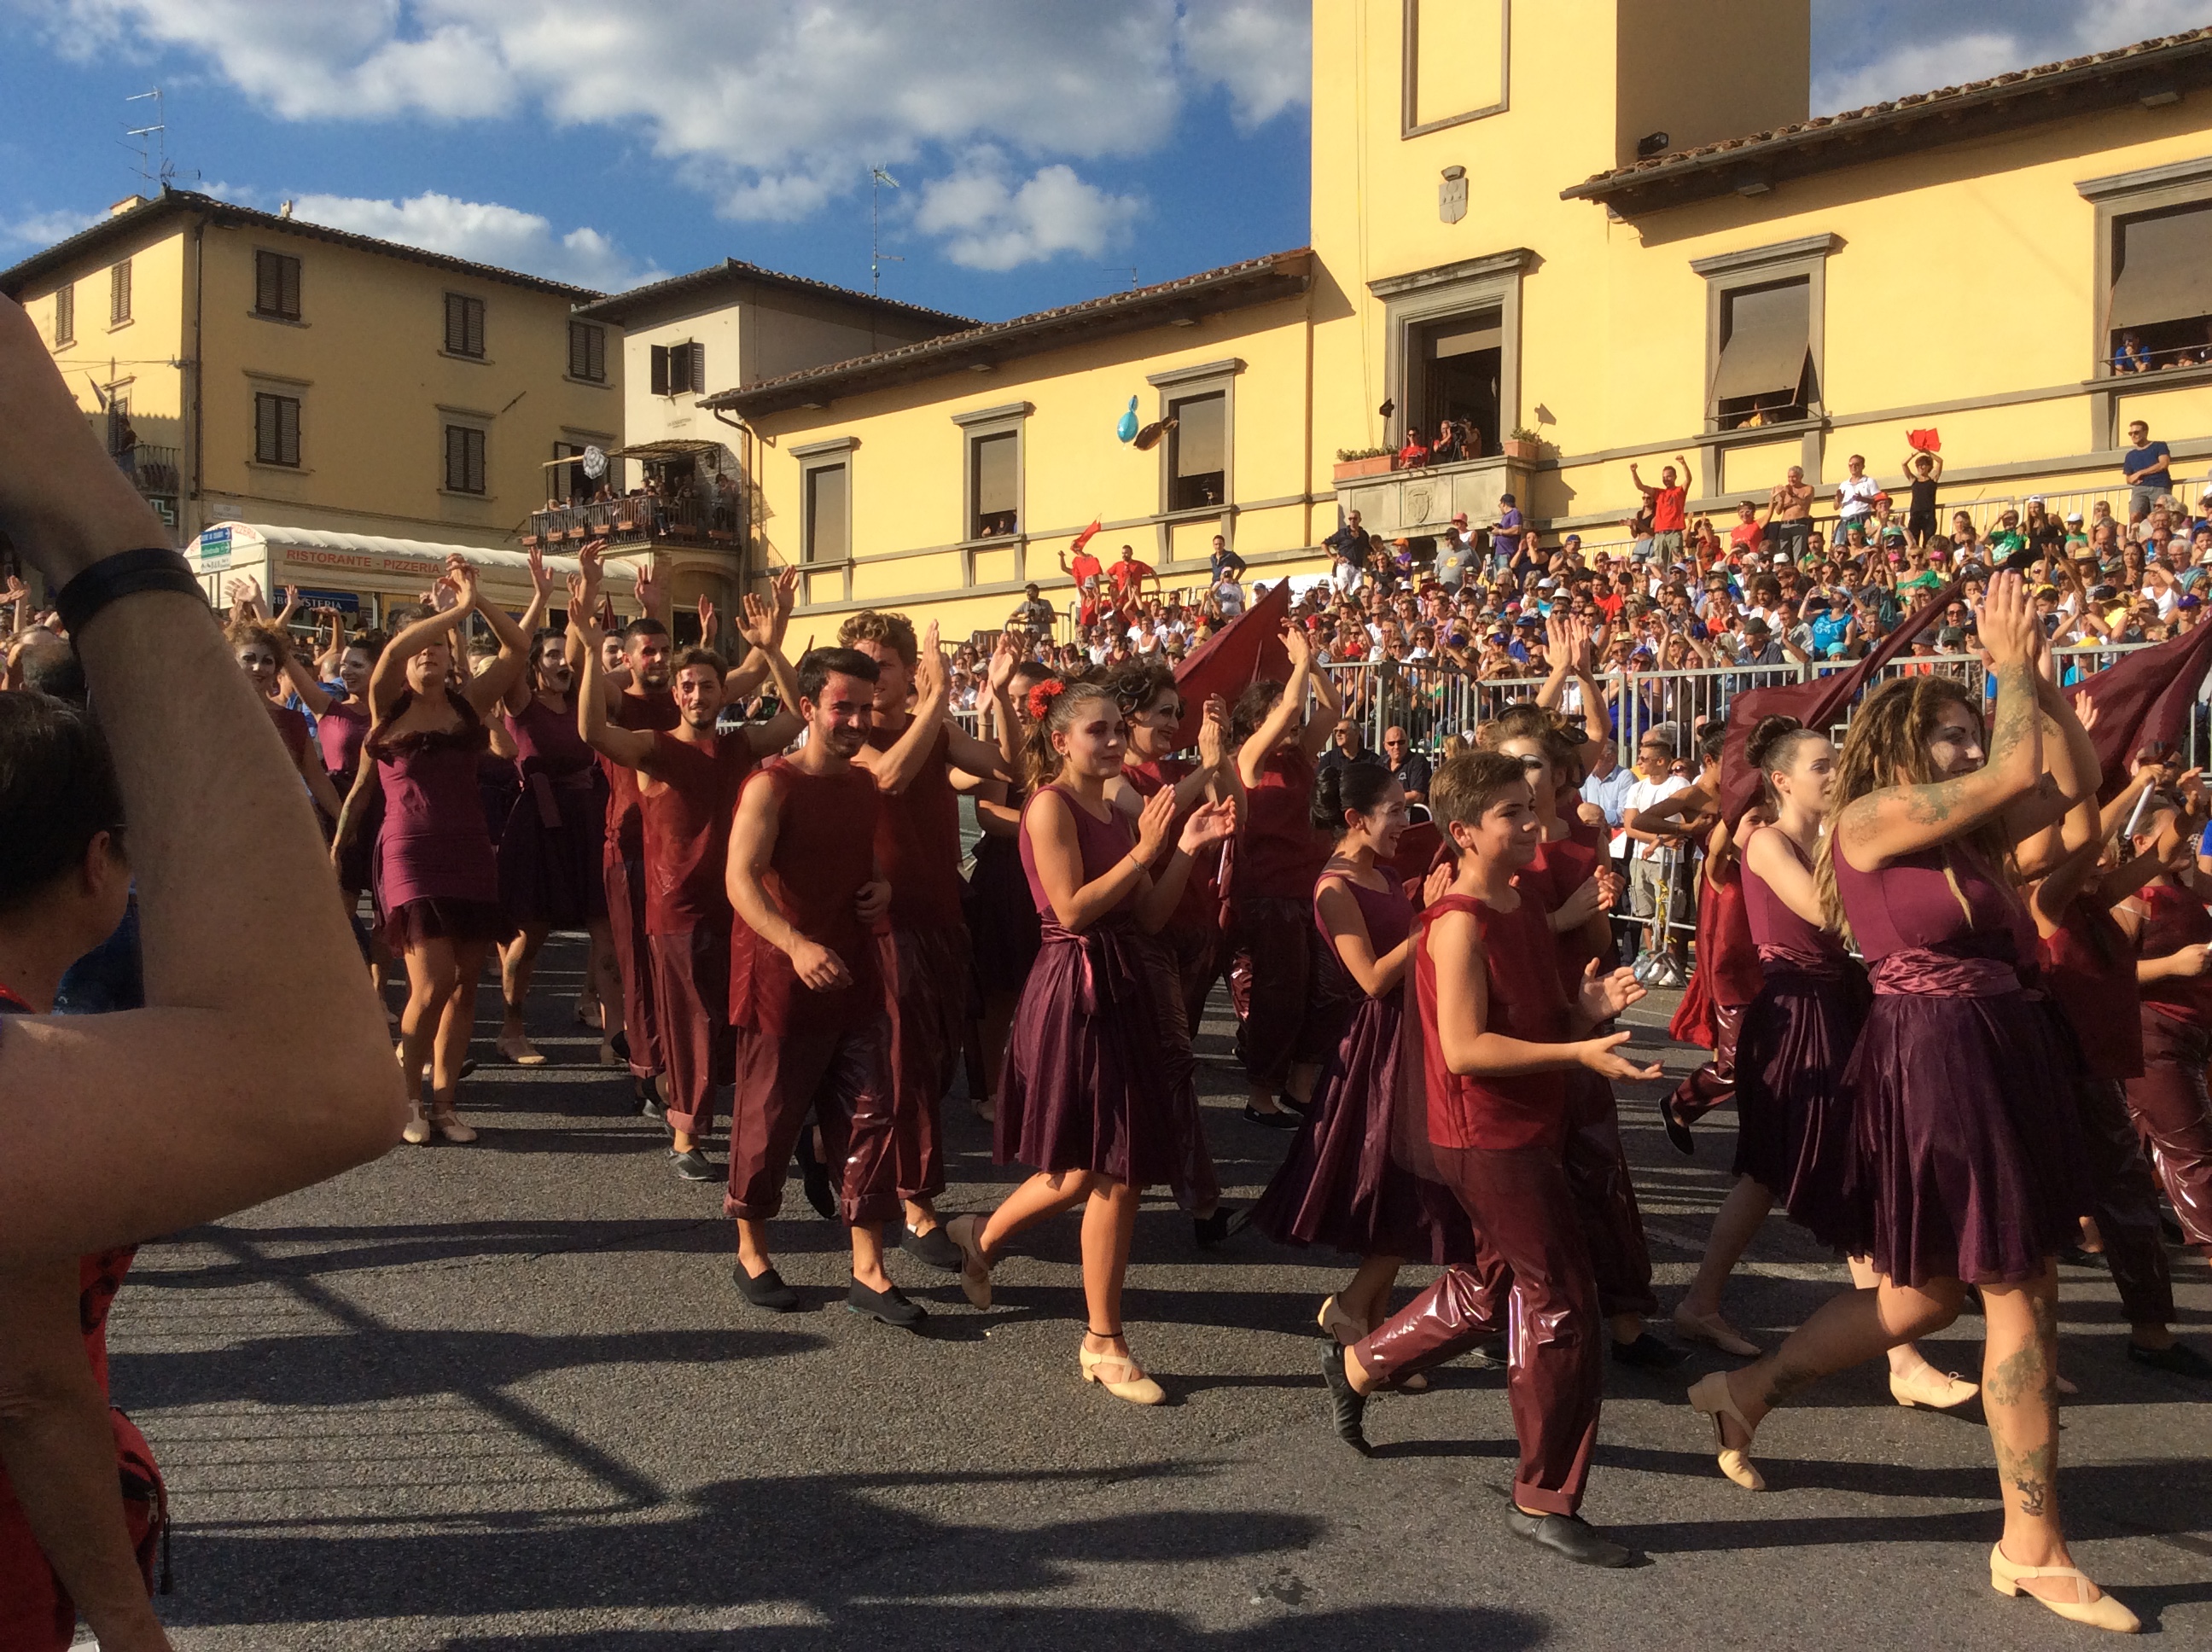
[288,192,663,290]
[1812,0,2212,113]
[22,0,1309,268]
[1,206,102,251]
[914,154,1144,271]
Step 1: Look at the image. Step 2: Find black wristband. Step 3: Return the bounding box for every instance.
[55,547,207,643]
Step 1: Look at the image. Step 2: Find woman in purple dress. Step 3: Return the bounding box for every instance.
[947,678,1235,1406]
[1251,759,1458,1365]
[288,624,388,999]
[353,556,528,1146]
[1687,574,2130,1634]
[492,561,620,1067]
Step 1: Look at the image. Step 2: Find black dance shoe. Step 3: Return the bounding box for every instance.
[634,1074,662,1120]
[670,1147,714,1183]
[1192,1205,1249,1248]
[732,1265,799,1312]
[1318,1343,1371,1454]
[1662,1102,1696,1158]
[608,1029,631,1066]
[793,1128,837,1219]
[1243,1104,1300,1131]
[1503,1507,1634,1568]
[2128,1340,2212,1379]
[847,1280,928,1330]
[899,1224,964,1272]
[1610,1332,1690,1371]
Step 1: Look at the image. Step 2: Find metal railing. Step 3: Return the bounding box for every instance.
[114,442,181,498]
[525,493,738,550]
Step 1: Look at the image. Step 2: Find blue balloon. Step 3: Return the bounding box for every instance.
[1115,395,1138,444]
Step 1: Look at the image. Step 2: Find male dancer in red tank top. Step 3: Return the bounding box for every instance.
[840,610,1014,1269]
[725,648,917,1328]
[1320,752,1658,1568]
[575,584,802,1180]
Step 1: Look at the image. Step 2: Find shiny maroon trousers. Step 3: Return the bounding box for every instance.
[649,929,733,1141]
[1140,925,1221,1213]
[1353,1141,1603,1517]
[1231,895,1335,1093]
[1667,1001,1745,1127]
[2075,1077,2174,1325]
[2125,1013,2212,1254]
[725,1011,900,1228]
[603,855,661,1080]
[1563,1072,1657,1320]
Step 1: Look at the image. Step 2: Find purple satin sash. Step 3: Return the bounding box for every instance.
[1756,943,1852,981]
[1038,915,1143,1015]
[1867,945,2020,998]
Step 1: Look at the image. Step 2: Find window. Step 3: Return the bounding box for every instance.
[1402,0,1509,137]
[52,284,73,346]
[1167,391,1226,512]
[109,260,131,326]
[445,424,487,494]
[444,293,486,358]
[1410,309,1502,457]
[804,462,848,563]
[2107,202,2212,370]
[568,320,607,382]
[970,431,1018,538]
[1711,278,1813,429]
[254,250,302,320]
[254,393,300,467]
[651,340,705,397]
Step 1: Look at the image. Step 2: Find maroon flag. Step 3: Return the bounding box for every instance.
[2074,616,2212,800]
[1168,577,1294,750]
[1718,576,1964,827]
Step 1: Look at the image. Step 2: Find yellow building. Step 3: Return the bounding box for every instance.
[713,3,2212,640]
[1,187,624,619]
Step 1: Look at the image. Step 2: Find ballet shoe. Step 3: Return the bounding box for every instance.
[1317,1294,1368,1347]
[1989,1543,2139,1633]
[1687,1371,1765,1491]
[597,1039,624,1069]
[1889,1365,1978,1410]
[1318,1342,1371,1452]
[574,997,602,1029]
[1673,1305,1761,1358]
[946,1213,992,1309]
[401,1103,432,1146]
[428,1109,478,1144]
[1080,1340,1165,1405]
[495,1033,548,1067]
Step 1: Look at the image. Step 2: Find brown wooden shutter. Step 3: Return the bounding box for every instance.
[650,344,669,396]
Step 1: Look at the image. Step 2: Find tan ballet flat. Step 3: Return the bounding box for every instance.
[428,1109,479,1144]
[574,997,602,1029]
[946,1213,992,1309]
[1317,1294,1367,1346]
[401,1103,432,1146]
[1080,1341,1166,1406]
[496,1033,548,1067]
[1673,1305,1761,1358]
[1990,1544,2139,1633]
[1889,1365,1977,1410]
[1687,1371,1766,1491]
[597,1038,624,1069]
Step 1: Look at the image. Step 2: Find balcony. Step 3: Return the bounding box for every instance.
[115,442,181,499]
[523,492,739,551]
[1331,449,1535,539]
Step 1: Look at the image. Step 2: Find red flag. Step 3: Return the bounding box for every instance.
[1718,576,1965,827]
[2074,616,2212,800]
[1907,428,1941,453]
[1168,578,1294,750]
[1068,519,1103,558]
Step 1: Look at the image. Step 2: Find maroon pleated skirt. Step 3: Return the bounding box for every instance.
[996,919,1191,1189]
[497,772,608,929]
[1731,963,1871,1254]
[1842,989,2091,1287]
[966,837,1042,995]
[1250,992,1476,1264]
[381,897,516,954]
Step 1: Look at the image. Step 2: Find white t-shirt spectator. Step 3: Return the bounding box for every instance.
[1837,475,1881,521]
[1621,772,1691,861]
[1214,577,1247,618]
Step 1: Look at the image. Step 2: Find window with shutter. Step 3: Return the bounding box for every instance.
[52,285,73,346]
[650,345,670,396]
[689,340,706,396]
[253,393,300,467]
[1712,277,1813,430]
[667,340,696,396]
[805,463,848,564]
[445,294,485,358]
[969,431,1018,538]
[445,425,486,493]
[110,260,131,325]
[568,321,606,381]
[255,251,302,320]
[2108,204,2212,369]
[1167,391,1226,511]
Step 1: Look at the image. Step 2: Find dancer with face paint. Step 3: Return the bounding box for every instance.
[228,619,346,826]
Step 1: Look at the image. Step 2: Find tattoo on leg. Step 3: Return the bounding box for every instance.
[1993,1435,2057,1521]
[1986,1339,2054,1408]
[1764,1362,1818,1406]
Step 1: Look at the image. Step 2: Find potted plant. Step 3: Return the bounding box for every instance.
[1333,445,1394,481]
[1501,426,1544,463]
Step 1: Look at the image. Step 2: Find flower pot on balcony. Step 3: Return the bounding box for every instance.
[1500,439,1540,463]
[1333,455,1394,482]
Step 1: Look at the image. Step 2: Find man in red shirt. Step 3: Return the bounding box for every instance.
[1059,528,1104,628]
[576,589,802,1180]
[1726,499,1764,561]
[839,609,1015,1267]
[1108,544,1159,616]
[1630,454,1693,563]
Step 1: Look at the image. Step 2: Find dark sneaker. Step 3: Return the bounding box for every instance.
[1503,1507,1634,1568]
[1193,1205,1248,1248]
[847,1281,928,1329]
[2128,1341,2212,1379]
[670,1147,714,1182]
[731,1265,799,1312]
[794,1127,836,1219]
[1243,1104,1299,1130]
[1610,1332,1689,1371]
[1318,1343,1371,1453]
[899,1224,963,1272]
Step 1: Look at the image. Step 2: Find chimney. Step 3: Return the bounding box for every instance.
[108,195,147,218]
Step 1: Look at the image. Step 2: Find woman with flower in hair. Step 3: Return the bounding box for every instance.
[948,678,1236,1405]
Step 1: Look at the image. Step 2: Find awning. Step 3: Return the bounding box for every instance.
[1712,279,1810,402]
[185,521,588,583]
[608,439,725,462]
[2110,204,2212,331]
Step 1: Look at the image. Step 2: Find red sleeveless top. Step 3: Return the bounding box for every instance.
[728,757,883,1032]
[1414,891,1572,1152]
[638,731,758,937]
[864,719,966,931]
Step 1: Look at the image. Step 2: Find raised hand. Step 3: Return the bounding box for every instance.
[441,553,480,613]
[1196,693,1231,769]
[696,594,718,641]
[1578,1028,1664,1082]
[564,573,592,628]
[1280,618,1313,668]
[2070,689,2098,734]
[276,584,302,627]
[527,544,552,599]
[771,565,798,621]
[632,561,665,620]
[913,620,946,703]
[1134,786,1178,863]
[1979,570,2036,667]
[737,590,778,649]
[1419,860,1454,909]
[429,577,461,615]
[1177,796,1237,855]
[1579,957,1645,1023]
[987,631,1019,695]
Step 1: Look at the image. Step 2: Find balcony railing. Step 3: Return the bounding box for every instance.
[114,443,181,498]
[523,493,739,550]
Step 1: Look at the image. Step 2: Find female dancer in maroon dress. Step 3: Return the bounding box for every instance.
[963,654,1051,1123]
[1252,759,1457,1354]
[493,558,620,1068]
[1230,620,1342,1126]
[947,679,1235,1405]
[284,620,389,1003]
[352,557,528,1145]
[228,620,346,826]
[1688,576,2132,1633]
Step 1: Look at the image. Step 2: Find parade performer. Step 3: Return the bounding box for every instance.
[1321,752,1657,1568]
[946,678,1236,1403]
[228,619,346,825]
[1687,574,2134,1634]
[723,649,915,1326]
[964,654,1052,1123]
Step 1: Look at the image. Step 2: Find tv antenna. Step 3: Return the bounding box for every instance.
[869,166,902,294]
[123,89,195,191]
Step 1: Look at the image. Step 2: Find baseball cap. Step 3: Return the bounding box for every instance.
[1936,625,1967,648]
[2026,494,2046,505]
[2066,511,2084,523]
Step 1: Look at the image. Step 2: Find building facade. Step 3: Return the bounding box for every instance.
[713,1,2212,640]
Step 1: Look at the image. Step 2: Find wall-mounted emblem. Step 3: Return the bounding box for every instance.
[1440,165,1467,224]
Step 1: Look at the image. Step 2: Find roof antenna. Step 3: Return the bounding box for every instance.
[123,89,196,193]
[869,166,903,295]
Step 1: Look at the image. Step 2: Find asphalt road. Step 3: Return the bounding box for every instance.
[106,936,2212,1650]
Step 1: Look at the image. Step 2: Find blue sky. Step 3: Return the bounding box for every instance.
[3,2,2206,319]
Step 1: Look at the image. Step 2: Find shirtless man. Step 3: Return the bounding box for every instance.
[1765,465,1815,565]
